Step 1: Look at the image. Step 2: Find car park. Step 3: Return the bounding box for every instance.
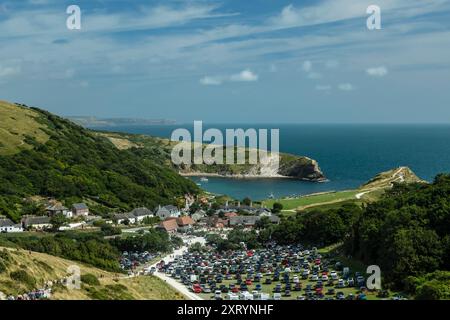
[154,243,384,301]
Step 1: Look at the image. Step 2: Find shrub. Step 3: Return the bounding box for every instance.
[81,273,100,286]
[10,270,36,290]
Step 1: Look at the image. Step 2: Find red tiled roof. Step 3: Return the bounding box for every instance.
[177,216,195,226]
[160,219,178,232]
[224,212,238,218]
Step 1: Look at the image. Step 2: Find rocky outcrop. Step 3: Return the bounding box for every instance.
[278,158,326,181]
[178,153,326,182]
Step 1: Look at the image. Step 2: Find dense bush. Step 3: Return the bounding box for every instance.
[110,229,172,253]
[269,203,362,246]
[347,175,450,287]
[81,273,100,286]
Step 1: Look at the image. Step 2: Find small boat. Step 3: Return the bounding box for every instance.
[200,177,209,182]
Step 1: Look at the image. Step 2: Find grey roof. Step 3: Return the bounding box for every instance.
[130,207,153,217]
[164,205,179,211]
[218,205,259,212]
[0,218,15,227]
[46,204,68,211]
[114,213,136,220]
[229,216,259,226]
[229,215,280,226]
[72,203,88,210]
[22,216,51,226]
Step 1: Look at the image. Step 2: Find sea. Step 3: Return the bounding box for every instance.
[93,124,450,200]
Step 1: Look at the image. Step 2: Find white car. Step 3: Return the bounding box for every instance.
[321,274,329,281]
[311,274,319,281]
[330,271,338,280]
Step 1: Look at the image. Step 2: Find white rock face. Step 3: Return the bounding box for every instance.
[259,153,281,177]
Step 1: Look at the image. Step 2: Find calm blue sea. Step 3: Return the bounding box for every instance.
[94,124,450,200]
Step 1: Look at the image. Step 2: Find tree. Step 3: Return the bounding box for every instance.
[272,202,283,213]
[50,213,68,231]
[242,197,252,206]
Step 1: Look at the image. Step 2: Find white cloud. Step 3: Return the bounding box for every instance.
[302,60,312,72]
[316,85,332,91]
[338,83,354,91]
[200,76,222,86]
[366,66,389,77]
[0,65,21,77]
[230,69,258,82]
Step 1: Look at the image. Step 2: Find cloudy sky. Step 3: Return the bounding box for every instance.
[0,0,449,123]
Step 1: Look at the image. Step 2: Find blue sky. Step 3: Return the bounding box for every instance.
[0,0,449,123]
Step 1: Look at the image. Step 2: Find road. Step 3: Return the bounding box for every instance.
[150,236,205,300]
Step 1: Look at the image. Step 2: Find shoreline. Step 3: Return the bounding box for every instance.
[180,172,328,182]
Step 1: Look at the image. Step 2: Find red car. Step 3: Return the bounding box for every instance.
[192,284,202,294]
[245,279,252,285]
[231,287,239,293]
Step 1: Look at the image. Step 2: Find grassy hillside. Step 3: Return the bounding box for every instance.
[0,247,184,300]
[0,101,49,155]
[0,101,199,221]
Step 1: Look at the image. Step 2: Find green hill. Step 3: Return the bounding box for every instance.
[0,100,199,221]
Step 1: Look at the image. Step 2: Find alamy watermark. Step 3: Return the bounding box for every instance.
[65,4,381,31]
[170,121,280,170]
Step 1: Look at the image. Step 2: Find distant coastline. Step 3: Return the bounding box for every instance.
[67,116,176,127]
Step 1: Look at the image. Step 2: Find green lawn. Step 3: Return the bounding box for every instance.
[263,190,360,211]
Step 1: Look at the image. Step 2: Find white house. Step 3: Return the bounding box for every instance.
[0,218,23,233]
[130,207,154,222]
[46,203,69,217]
[155,205,181,219]
[113,213,137,224]
[72,203,89,217]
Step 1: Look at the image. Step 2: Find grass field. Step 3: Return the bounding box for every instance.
[0,101,49,155]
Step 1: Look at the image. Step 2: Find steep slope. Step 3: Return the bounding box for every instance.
[0,247,184,300]
[99,131,326,181]
[0,101,199,221]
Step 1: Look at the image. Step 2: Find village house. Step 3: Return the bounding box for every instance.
[228,215,280,228]
[46,203,70,217]
[224,212,238,218]
[113,213,137,225]
[130,207,154,222]
[155,205,181,219]
[0,217,23,233]
[157,218,178,234]
[191,209,206,222]
[205,216,228,229]
[22,216,52,230]
[176,216,195,233]
[71,203,89,217]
